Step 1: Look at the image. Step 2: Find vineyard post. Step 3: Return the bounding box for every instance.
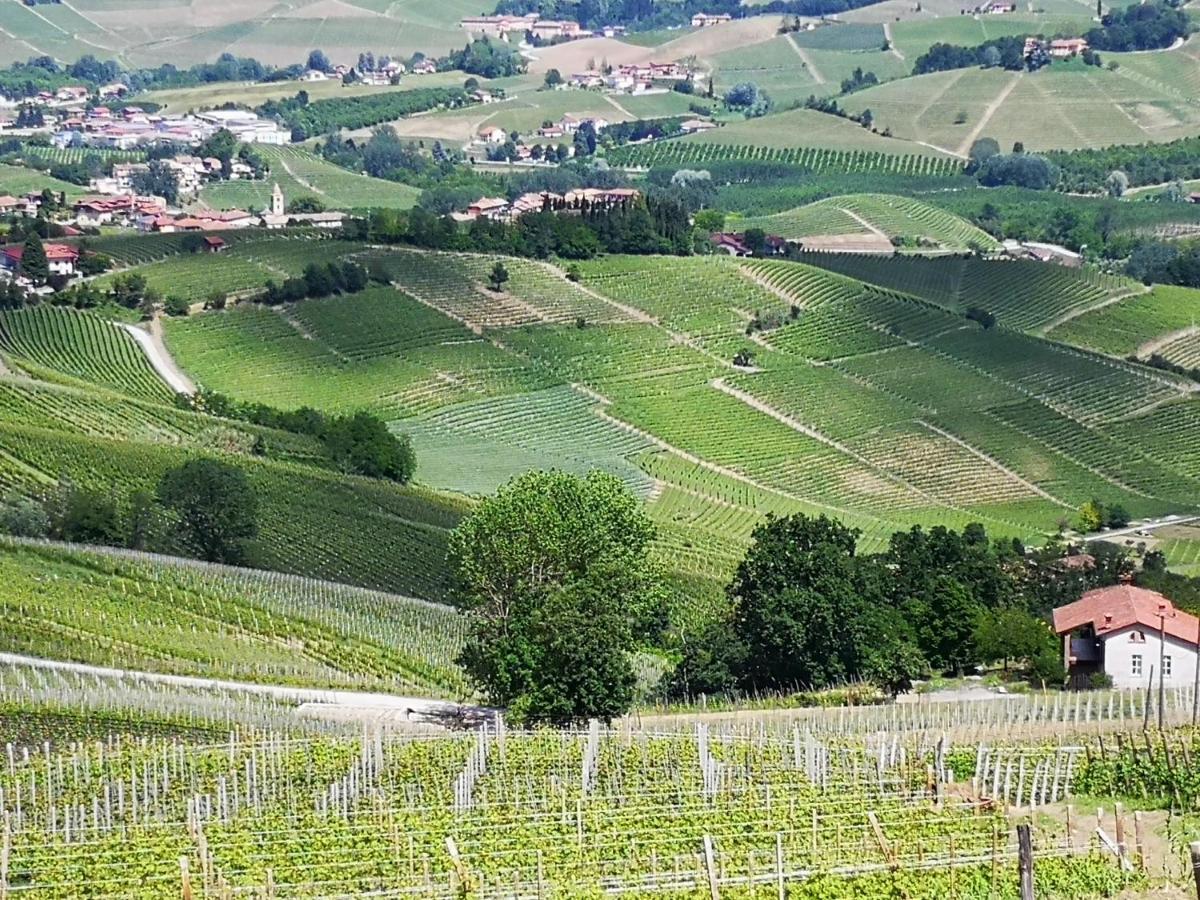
[1114,803,1127,869]
[1065,804,1074,852]
[702,835,719,900]
[1190,841,1200,898]
[1,813,9,900]
[179,857,191,900]
[775,833,784,900]
[1017,823,1034,900]
[1133,812,1145,873]
[1143,665,1155,732]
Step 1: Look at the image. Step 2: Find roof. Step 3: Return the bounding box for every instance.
[4,243,80,262]
[1053,583,1200,644]
[203,236,226,247]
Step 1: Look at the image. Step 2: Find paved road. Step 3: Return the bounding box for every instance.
[1079,515,1200,541]
[119,319,195,395]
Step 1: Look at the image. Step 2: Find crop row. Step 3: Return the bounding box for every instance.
[607,140,964,177]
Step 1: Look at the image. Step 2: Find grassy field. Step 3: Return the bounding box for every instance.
[0,163,88,200]
[842,58,1200,155]
[734,193,1000,252]
[196,146,421,211]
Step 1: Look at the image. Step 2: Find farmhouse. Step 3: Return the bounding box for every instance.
[530,19,586,40]
[478,126,508,145]
[2,242,80,277]
[468,197,511,220]
[1049,38,1088,57]
[460,14,540,39]
[691,12,733,26]
[1054,581,1200,689]
[710,232,752,256]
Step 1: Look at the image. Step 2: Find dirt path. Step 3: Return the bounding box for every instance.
[119,318,195,395]
[883,22,904,60]
[277,152,325,196]
[603,94,636,119]
[0,650,491,727]
[912,69,968,128]
[712,377,952,507]
[917,419,1072,507]
[784,33,825,84]
[956,71,1021,157]
[1137,324,1200,359]
[1039,286,1149,335]
[839,207,889,239]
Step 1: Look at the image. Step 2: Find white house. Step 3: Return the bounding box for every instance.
[1054,582,1200,690]
[300,69,329,81]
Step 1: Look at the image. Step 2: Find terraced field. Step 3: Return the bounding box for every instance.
[14,242,1200,599]
[0,306,173,401]
[1049,285,1200,356]
[791,253,1136,332]
[737,194,999,252]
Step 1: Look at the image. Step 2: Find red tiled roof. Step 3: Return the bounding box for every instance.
[1053,584,1200,644]
[4,243,80,262]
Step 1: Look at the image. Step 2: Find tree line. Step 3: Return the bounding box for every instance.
[257,87,471,142]
[178,390,417,484]
[491,0,890,30]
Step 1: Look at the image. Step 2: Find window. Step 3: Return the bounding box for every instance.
[1130,631,1146,643]
[1131,654,1143,676]
[1164,656,1172,678]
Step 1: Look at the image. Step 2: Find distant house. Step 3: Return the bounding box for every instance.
[478,126,508,145]
[691,12,733,26]
[710,232,752,256]
[203,236,228,253]
[3,242,80,277]
[0,195,19,215]
[1054,581,1200,689]
[468,197,510,220]
[530,19,586,40]
[679,118,717,133]
[300,69,329,82]
[411,60,437,75]
[1049,38,1087,57]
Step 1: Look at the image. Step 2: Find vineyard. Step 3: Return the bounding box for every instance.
[606,140,964,177]
[736,194,1000,254]
[0,539,466,695]
[0,306,174,402]
[787,253,1137,333]
[0,712,1178,898]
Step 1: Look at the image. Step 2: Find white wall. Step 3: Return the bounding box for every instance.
[1102,625,1198,690]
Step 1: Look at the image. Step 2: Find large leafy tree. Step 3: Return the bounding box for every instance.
[448,470,664,725]
[157,459,258,564]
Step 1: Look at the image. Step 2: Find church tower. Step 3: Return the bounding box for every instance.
[271,182,284,216]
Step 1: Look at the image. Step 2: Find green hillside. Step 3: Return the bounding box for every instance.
[735,194,1000,253]
[0,540,466,694]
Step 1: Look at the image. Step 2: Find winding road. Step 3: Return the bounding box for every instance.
[120,318,196,395]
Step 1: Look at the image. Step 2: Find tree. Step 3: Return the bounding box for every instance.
[723,82,759,108]
[974,607,1053,671]
[323,412,416,483]
[287,195,326,214]
[1106,169,1129,197]
[544,68,563,87]
[0,492,49,538]
[19,234,49,286]
[164,295,189,317]
[967,137,1001,173]
[1078,499,1105,533]
[487,260,509,292]
[306,49,332,73]
[981,45,1002,67]
[130,160,180,204]
[157,459,258,564]
[448,471,664,724]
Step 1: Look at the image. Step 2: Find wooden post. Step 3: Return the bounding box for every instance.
[265,867,275,899]
[1189,841,1200,899]
[1114,803,1127,868]
[1133,812,1146,873]
[179,857,192,900]
[702,835,720,900]
[446,837,468,892]
[1018,823,1035,900]
[0,815,10,900]
[867,811,897,867]
[1065,804,1074,852]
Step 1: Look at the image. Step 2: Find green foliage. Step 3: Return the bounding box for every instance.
[163,295,189,317]
[448,470,664,724]
[258,87,469,139]
[974,606,1057,671]
[446,38,525,78]
[19,234,48,286]
[0,492,49,538]
[157,458,258,564]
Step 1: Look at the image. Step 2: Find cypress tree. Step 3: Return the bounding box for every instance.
[20,234,49,286]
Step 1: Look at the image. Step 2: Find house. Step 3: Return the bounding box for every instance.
[537,124,565,139]
[98,82,128,99]
[1054,581,1200,689]
[203,236,228,253]
[3,242,80,277]
[1188,192,1200,204]
[472,90,495,104]
[679,118,717,133]
[0,195,19,215]
[300,69,329,82]
[411,60,437,75]
[467,197,510,220]
[711,232,752,256]
[1049,38,1088,57]
[478,126,508,145]
[460,13,540,39]
[530,19,585,41]
[569,71,604,89]
[691,12,733,26]
[54,85,89,103]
